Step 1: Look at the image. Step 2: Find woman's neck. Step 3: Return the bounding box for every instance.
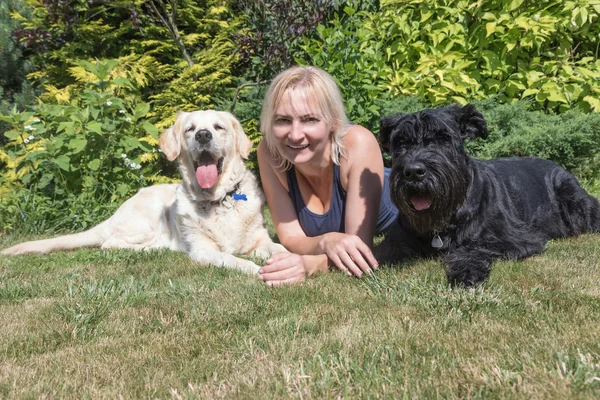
[295,161,333,188]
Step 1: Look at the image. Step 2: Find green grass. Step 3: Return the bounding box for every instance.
[1,232,600,399]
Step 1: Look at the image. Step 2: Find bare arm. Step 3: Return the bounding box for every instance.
[311,126,382,275]
[341,125,385,247]
[257,141,330,277]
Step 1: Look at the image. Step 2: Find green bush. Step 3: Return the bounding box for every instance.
[9,0,240,130]
[301,0,600,114]
[0,60,162,233]
[473,100,600,181]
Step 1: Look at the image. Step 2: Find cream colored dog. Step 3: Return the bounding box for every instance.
[2,110,286,274]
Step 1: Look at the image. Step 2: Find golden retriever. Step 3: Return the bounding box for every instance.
[1,110,286,274]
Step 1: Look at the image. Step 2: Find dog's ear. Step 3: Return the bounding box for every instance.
[457,104,488,140]
[379,114,403,152]
[159,112,188,161]
[226,112,253,159]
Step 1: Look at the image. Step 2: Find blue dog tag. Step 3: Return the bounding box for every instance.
[233,193,247,201]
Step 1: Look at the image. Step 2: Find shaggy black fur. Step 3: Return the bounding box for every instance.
[378,104,600,287]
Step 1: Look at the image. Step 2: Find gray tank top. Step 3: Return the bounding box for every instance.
[286,165,398,237]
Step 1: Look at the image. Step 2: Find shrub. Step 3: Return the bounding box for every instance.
[0,59,162,233]
[473,100,600,181]
[10,0,240,129]
[301,0,600,114]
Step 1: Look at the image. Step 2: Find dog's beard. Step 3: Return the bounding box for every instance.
[390,161,469,234]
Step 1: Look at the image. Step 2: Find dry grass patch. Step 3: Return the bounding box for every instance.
[1,233,600,398]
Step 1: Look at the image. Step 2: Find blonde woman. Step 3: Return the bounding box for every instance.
[257,66,398,286]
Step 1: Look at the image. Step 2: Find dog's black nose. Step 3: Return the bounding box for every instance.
[404,162,427,181]
[195,129,212,144]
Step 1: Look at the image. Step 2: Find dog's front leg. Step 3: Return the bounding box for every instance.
[444,247,495,287]
[187,249,260,275]
[252,241,287,259]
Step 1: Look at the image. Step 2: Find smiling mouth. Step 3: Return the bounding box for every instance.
[287,144,309,150]
[194,151,224,189]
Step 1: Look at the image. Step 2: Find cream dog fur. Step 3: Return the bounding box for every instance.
[2,110,286,274]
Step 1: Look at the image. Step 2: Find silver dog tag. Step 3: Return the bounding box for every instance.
[431,231,443,249]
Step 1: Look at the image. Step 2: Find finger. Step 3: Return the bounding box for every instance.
[260,257,298,274]
[363,248,379,270]
[347,250,373,275]
[266,277,304,287]
[266,251,291,263]
[259,267,303,281]
[336,252,363,278]
[353,240,379,270]
[328,253,354,277]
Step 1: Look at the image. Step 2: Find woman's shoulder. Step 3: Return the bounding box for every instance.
[342,124,380,154]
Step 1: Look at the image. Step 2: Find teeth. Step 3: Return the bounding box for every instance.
[287,144,309,149]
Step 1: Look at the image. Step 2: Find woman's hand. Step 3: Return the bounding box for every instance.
[320,232,379,277]
[259,252,309,287]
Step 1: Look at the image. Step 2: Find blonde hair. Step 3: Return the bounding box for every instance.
[260,66,349,170]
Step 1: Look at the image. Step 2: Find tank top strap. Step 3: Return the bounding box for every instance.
[333,163,346,198]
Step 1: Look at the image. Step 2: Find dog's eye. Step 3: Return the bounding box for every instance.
[214,124,225,131]
[392,145,406,155]
[185,125,195,133]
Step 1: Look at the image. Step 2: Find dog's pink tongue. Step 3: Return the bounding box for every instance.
[411,195,431,211]
[196,162,218,189]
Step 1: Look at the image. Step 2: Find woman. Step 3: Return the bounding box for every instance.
[257,66,398,286]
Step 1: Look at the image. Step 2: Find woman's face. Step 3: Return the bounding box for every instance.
[271,88,334,167]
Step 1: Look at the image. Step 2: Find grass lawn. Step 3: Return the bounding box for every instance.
[1,230,600,399]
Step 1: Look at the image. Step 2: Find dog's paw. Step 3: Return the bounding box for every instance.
[446,267,488,288]
[251,248,272,259]
[1,243,39,256]
[251,243,287,259]
[270,243,287,254]
[238,259,261,275]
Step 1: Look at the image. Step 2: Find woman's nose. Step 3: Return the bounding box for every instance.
[289,121,303,140]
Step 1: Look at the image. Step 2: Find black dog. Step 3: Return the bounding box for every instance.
[378,104,600,287]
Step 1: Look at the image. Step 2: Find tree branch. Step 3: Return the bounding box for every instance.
[147,0,194,67]
[230,80,269,113]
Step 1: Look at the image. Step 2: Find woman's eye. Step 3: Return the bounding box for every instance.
[304,117,319,123]
[275,118,290,124]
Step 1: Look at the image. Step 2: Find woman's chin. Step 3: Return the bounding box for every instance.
[284,149,313,164]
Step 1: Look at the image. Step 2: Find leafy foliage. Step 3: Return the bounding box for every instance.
[301,0,600,115]
[0,60,162,233]
[0,0,37,142]
[2,0,600,234]
[472,100,600,181]
[232,0,338,82]
[10,0,239,128]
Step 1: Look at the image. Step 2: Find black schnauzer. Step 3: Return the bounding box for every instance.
[378,104,600,287]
